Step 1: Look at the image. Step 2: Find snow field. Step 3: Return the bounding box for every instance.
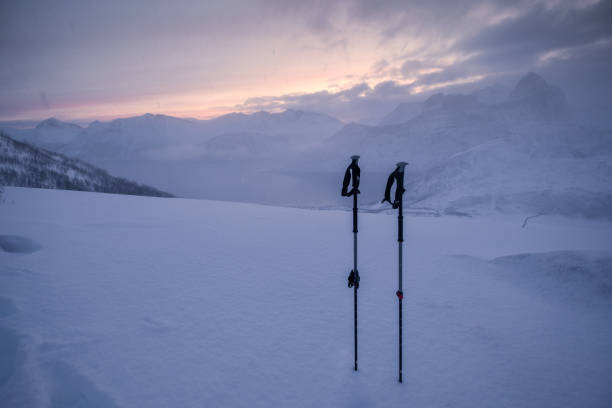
[1,187,611,407]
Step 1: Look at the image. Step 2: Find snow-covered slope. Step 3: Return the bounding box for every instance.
[1,187,611,407]
[470,83,511,105]
[0,132,172,197]
[378,102,423,126]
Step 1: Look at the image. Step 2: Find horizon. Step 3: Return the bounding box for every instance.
[2,1,611,125]
[0,70,572,129]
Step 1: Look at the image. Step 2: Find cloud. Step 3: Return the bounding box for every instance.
[372,58,390,73]
[1,0,610,122]
[371,0,612,108]
[238,0,612,124]
[459,1,612,56]
[237,81,417,124]
[399,60,423,77]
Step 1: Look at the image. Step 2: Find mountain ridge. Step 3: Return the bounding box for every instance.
[0,132,173,198]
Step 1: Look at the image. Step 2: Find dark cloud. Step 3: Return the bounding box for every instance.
[449,0,612,76]
[459,1,612,56]
[538,39,612,107]
[444,0,612,105]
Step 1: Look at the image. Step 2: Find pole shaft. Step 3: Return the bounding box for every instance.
[353,193,358,371]
[398,198,403,383]
[399,297,403,382]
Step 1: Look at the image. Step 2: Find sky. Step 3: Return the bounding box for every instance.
[1,0,611,124]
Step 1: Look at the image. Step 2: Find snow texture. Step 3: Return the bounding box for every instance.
[1,187,611,407]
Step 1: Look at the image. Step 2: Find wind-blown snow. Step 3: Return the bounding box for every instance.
[1,187,611,407]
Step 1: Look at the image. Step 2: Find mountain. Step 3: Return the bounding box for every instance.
[2,109,344,163]
[470,83,510,104]
[206,109,343,141]
[3,117,83,151]
[378,102,423,126]
[197,110,344,158]
[315,72,612,217]
[35,117,82,130]
[502,72,569,120]
[60,113,205,161]
[0,109,345,200]
[0,132,173,197]
[378,73,567,128]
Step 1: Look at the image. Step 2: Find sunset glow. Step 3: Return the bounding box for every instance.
[1,0,610,123]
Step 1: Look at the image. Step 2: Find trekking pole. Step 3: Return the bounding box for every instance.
[342,155,360,371]
[382,161,408,383]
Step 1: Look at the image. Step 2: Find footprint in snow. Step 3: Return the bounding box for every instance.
[0,235,42,254]
[141,317,169,331]
[0,297,17,318]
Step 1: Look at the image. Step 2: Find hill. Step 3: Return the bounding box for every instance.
[0,132,173,197]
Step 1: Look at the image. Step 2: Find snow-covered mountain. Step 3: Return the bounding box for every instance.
[197,110,343,158]
[378,73,567,128]
[0,132,172,197]
[470,83,511,105]
[2,109,344,162]
[0,109,345,202]
[314,73,612,217]
[4,117,83,152]
[501,72,569,120]
[378,102,423,126]
[61,114,205,161]
[205,109,343,140]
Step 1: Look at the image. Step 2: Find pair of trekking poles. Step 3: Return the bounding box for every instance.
[341,155,408,383]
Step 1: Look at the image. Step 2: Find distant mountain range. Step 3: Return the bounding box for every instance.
[2,72,611,218]
[379,72,568,126]
[4,109,344,162]
[0,132,173,197]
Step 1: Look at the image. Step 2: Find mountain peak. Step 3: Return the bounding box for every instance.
[36,117,81,129]
[510,72,549,100]
[506,72,569,120]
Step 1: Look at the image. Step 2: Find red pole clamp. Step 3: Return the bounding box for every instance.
[396,290,403,300]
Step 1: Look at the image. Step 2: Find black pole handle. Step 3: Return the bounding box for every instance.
[341,157,360,198]
[381,163,406,209]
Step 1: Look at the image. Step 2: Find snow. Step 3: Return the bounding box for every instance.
[1,187,611,407]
